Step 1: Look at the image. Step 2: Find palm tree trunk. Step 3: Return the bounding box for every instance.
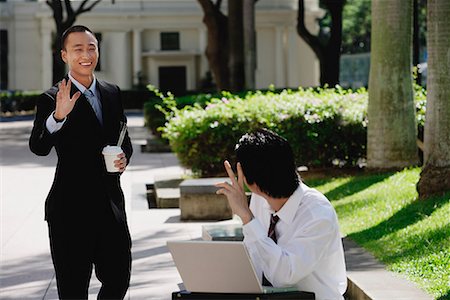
[367,0,418,170]
[417,0,450,199]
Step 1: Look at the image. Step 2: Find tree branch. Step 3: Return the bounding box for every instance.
[76,0,102,15]
[62,0,74,20]
[296,0,323,60]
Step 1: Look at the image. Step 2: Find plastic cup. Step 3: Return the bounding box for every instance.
[102,145,123,173]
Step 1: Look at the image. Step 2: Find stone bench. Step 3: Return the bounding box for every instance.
[154,175,183,208]
[179,177,233,221]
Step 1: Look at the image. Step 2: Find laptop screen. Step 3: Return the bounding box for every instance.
[167,240,263,294]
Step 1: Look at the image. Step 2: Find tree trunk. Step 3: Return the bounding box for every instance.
[367,0,418,170]
[52,29,67,84]
[228,0,245,92]
[417,0,450,199]
[197,0,230,91]
[243,0,256,90]
[412,0,421,84]
[297,0,344,87]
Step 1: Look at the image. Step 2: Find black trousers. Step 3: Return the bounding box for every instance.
[47,204,131,300]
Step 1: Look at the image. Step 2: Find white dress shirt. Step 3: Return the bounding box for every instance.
[46,73,99,134]
[243,182,347,300]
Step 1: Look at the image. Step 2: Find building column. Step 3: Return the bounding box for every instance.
[41,25,52,89]
[107,31,132,89]
[132,29,142,86]
[275,26,287,88]
[198,27,208,85]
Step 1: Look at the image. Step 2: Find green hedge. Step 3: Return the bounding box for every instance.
[0,91,41,113]
[143,86,250,137]
[0,89,152,115]
[159,86,426,177]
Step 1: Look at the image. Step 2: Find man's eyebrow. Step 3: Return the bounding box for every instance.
[71,43,97,48]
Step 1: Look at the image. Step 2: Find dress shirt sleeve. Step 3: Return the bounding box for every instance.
[46,112,66,134]
[243,214,336,287]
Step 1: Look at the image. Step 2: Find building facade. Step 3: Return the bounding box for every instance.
[0,0,322,92]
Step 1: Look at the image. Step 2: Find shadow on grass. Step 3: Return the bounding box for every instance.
[305,172,395,201]
[437,292,450,300]
[349,193,450,245]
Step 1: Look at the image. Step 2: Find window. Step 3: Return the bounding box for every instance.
[95,32,102,71]
[160,32,180,51]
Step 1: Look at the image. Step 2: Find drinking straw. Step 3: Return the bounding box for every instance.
[117,121,127,147]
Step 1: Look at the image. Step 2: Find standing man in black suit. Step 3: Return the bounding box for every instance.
[29,25,133,299]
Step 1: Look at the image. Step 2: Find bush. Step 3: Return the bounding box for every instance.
[160,86,427,177]
[142,85,286,137]
[0,88,153,115]
[0,90,41,113]
[143,85,221,137]
[159,87,370,176]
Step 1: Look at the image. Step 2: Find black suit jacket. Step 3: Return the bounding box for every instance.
[29,77,133,224]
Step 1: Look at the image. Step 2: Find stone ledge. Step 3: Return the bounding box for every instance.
[179,177,230,194]
[179,178,232,221]
[343,238,433,300]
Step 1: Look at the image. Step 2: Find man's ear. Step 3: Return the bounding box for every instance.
[61,50,67,63]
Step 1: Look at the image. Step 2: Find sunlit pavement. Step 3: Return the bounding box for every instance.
[0,113,237,300]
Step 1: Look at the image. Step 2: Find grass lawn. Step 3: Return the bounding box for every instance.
[303,167,450,300]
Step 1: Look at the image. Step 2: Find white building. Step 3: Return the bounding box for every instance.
[0,0,322,92]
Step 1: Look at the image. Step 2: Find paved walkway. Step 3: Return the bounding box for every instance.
[0,113,433,300]
[0,113,238,300]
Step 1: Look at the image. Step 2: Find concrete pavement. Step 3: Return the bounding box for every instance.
[0,113,238,300]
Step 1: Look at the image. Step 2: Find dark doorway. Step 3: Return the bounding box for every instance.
[0,30,8,90]
[158,66,187,96]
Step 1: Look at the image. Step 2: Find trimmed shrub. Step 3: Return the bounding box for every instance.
[160,87,369,176]
[160,86,426,177]
[0,91,41,113]
[143,85,222,137]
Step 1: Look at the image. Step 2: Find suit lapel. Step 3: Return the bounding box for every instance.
[96,80,111,130]
[65,76,98,123]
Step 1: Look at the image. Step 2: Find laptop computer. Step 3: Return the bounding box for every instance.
[167,240,298,294]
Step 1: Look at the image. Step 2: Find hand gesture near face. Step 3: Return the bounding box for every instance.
[54,79,81,120]
[216,160,254,224]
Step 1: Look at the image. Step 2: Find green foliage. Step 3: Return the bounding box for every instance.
[0,90,41,113]
[159,86,427,176]
[341,0,372,54]
[305,168,450,299]
[160,87,369,176]
[143,85,216,138]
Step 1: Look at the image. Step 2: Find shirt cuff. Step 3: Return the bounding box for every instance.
[243,217,267,244]
[46,112,66,134]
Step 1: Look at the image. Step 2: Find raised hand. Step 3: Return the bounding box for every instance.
[54,79,81,120]
[216,160,254,224]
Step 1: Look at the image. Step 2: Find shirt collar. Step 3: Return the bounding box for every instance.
[68,72,97,95]
[264,183,304,225]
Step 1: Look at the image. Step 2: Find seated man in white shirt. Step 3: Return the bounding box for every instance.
[216,128,347,300]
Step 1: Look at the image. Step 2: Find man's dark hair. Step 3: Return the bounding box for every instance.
[235,128,299,198]
[61,25,95,50]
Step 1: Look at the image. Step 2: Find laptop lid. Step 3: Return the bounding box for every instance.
[167,240,264,294]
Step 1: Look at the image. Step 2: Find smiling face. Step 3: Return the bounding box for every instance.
[61,30,98,87]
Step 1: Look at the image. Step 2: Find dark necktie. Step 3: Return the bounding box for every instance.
[262,214,280,286]
[84,89,103,125]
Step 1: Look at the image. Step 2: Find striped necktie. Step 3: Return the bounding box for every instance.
[84,89,103,125]
[262,214,280,286]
